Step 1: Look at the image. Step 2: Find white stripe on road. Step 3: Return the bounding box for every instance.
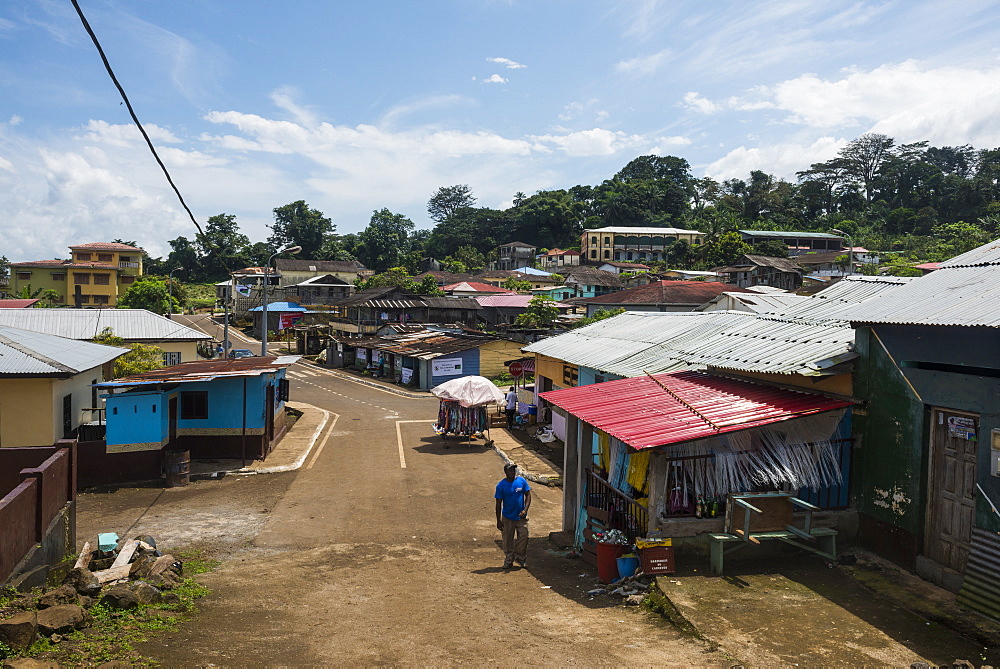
[395,420,431,469]
[306,412,340,469]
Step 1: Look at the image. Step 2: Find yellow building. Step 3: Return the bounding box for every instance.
[581,226,704,264]
[9,242,144,307]
[0,325,125,447]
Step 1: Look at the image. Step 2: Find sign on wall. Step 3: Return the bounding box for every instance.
[356,347,368,362]
[401,368,413,384]
[431,357,463,377]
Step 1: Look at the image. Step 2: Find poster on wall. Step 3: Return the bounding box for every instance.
[948,416,977,440]
[356,347,368,362]
[401,368,413,384]
[431,357,463,376]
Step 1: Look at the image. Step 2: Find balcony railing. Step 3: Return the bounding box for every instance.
[118,261,140,269]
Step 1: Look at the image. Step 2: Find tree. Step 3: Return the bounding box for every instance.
[91,327,165,378]
[570,307,625,329]
[502,277,533,292]
[269,201,335,258]
[197,213,251,279]
[356,209,415,273]
[753,240,789,259]
[0,255,9,281]
[839,133,895,204]
[428,185,476,223]
[698,231,752,268]
[117,277,176,314]
[515,295,559,328]
[444,245,486,272]
[165,237,199,279]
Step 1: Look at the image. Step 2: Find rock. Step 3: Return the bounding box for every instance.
[78,596,94,609]
[89,557,114,571]
[48,633,62,644]
[129,554,157,578]
[127,582,163,606]
[134,534,156,549]
[160,593,181,606]
[62,567,102,597]
[35,584,78,609]
[143,571,181,590]
[147,555,182,577]
[586,588,606,596]
[36,605,89,635]
[625,594,645,606]
[0,611,37,652]
[99,585,139,611]
[3,658,60,668]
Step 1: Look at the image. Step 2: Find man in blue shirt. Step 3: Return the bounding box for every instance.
[495,463,531,569]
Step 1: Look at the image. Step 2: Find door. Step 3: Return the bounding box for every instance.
[168,396,178,445]
[62,394,73,439]
[925,408,978,573]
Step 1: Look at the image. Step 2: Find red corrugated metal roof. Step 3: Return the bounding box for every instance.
[539,370,852,450]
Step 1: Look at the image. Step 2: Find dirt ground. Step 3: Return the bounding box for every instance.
[74,366,732,666]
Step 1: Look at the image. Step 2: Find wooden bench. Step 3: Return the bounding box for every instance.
[709,492,838,575]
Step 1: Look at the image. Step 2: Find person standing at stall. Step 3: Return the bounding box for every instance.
[495,463,531,569]
[504,386,518,429]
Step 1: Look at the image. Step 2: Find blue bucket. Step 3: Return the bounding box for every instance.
[617,555,640,579]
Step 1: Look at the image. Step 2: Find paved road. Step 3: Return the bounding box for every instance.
[98,361,725,665]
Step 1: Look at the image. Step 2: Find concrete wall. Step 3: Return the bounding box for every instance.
[0,365,107,448]
[853,324,1000,569]
[478,340,525,378]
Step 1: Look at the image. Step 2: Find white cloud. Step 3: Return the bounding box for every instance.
[529,128,660,157]
[482,74,508,84]
[681,92,719,115]
[686,60,1000,148]
[487,57,526,69]
[615,49,671,76]
[701,136,846,182]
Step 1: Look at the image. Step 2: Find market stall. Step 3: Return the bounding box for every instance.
[430,376,505,445]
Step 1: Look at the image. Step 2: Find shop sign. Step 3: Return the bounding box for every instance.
[356,347,368,362]
[401,368,413,384]
[431,357,463,376]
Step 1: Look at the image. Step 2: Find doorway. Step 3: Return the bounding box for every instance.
[924,408,978,574]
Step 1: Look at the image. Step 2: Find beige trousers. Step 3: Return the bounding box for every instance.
[500,516,529,564]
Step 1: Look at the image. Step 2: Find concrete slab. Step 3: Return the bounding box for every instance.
[657,555,999,666]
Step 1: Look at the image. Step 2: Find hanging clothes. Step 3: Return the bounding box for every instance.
[433,400,488,436]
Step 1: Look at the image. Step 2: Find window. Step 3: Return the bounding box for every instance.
[562,365,578,387]
[603,250,610,259]
[76,253,92,261]
[604,237,610,245]
[590,250,597,259]
[78,295,91,303]
[93,295,109,305]
[51,272,66,281]
[278,378,290,401]
[180,391,208,419]
[94,274,110,285]
[120,275,135,284]
[74,273,90,285]
[97,253,113,262]
[119,255,132,263]
[590,236,597,245]
[163,352,181,366]
[16,271,31,280]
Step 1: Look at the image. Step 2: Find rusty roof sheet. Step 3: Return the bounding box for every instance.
[95,355,299,386]
[540,370,853,450]
[69,242,143,251]
[372,331,500,359]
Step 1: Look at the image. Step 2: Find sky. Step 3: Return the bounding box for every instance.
[2,0,1000,262]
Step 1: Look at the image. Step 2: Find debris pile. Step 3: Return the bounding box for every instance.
[0,533,184,654]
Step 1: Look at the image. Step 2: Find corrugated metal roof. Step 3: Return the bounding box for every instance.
[0,299,40,308]
[373,331,501,359]
[476,294,570,308]
[0,308,212,341]
[740,230,841,240]
[845,258,1000,327]
[762,275,913,323]
[248,302,310,312]
[94,355,299,386]
[587,226,704,235]
[940,238,1000,267]
[539,370,853,450]
[0,325,127,376]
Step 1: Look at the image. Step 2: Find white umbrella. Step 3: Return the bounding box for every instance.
[431,375,506,407]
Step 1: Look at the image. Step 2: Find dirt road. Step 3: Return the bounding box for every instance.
[77,363,727,665]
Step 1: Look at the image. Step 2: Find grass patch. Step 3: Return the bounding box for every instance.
[5,563,217,665]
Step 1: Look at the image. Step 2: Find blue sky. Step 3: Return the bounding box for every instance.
[2,0,999,261]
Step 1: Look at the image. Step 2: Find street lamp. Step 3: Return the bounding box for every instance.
[261,245,301,356]
[167,267,183,317]
[830,229,853,276]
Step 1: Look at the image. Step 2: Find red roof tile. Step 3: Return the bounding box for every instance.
[69,242,143,251]
[442,281,512,293]
[540,370,852,450]
[11,259,119,270]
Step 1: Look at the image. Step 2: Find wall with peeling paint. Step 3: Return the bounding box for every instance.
[852,323,1000,570]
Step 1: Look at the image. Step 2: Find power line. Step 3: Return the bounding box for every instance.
[70,0,233,277]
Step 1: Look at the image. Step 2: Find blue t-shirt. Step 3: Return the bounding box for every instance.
[495,476,531,519]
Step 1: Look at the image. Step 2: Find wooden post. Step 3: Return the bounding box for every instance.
[562,412,579,534]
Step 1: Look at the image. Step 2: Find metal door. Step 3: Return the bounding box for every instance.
[925,408,978,573]
[62,394,73,438]
[168,396,178,445]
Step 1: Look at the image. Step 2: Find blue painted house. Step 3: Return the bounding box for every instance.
[97,356,299,468]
